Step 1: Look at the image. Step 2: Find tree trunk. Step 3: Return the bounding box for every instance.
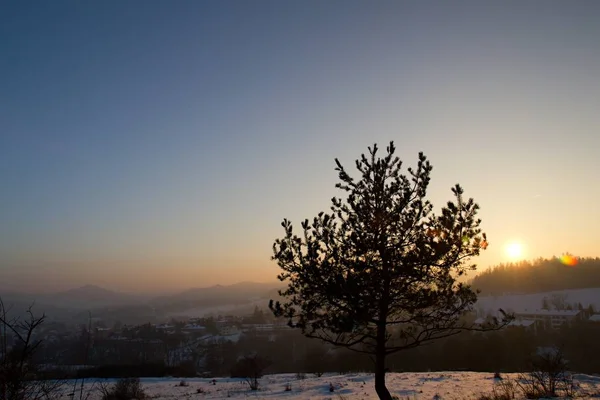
[374,325,393,400]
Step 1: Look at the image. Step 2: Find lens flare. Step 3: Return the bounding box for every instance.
[559,254,578,267]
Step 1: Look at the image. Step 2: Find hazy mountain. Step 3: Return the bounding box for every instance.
[46,284,149,309]
[0,281,284,324]
[150,281,283,312]
[0,284,148,311]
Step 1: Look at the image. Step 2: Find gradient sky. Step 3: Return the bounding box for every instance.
[2,1,599,293]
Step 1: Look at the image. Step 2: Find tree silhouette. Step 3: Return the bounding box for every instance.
[230,354,271,390]
[542,297,550,310]
[269,142,510,400]
[1,298,65,400]
[470,257,600,295]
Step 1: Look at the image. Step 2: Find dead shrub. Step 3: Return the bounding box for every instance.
[99,378,146,400]
[516,347,578,399]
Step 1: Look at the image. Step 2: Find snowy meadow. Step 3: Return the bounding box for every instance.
[59,371,600,399]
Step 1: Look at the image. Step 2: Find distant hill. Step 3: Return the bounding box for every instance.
[47,284,149,308]
[0,284,148,312]
[470,257,600,295]
[149,281,283,313]
[0,281,284,324]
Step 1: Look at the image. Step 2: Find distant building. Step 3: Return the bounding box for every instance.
[589,314,600,323]
[220,325,240,336]
[182,324,207,334]
[507,319,537,332]
[514,309,582,330]
[94,327,112,340]
[240,323,288,332]
[155,323,175,330]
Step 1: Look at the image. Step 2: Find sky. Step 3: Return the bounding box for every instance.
[1,1,599,294]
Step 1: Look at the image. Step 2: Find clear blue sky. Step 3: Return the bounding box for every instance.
[2,1,599,293]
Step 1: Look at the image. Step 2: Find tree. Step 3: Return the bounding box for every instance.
[245,306,266,324]
[99,378,146,400]
[303,343,332,377]
[550,293,568,311]
[0,298,65,400]
[517,347,575,398]
[230,354,271,390]
[269,142,511,400]
[541,297,550,310]
[588,304,596,315]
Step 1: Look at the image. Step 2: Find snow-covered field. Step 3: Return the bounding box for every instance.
[476,287,600,316]
[59,372,600,399]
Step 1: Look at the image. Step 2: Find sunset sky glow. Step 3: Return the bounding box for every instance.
[1,1,599,293]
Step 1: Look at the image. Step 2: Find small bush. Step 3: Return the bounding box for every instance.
[100,378,146,400]
[493,372,502,380]
[177,380,189,387]
[196,387,205,394]
[230,354,271,391]
[516,347,578,399]
[296,372,306,380]
[478,379,516,400]
[285,383,292,391]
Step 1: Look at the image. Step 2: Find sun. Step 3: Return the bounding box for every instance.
[505,241,524,260]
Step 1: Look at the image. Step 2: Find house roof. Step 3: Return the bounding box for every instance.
[508,319,536,327]
[515,309,581,317]
[183,324,206,330]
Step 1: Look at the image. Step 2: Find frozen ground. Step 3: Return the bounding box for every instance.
[58,371,600,399]
[476,287,600,316]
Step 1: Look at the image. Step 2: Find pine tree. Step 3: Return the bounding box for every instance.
[269,142,511,400]
[542,297,550,310]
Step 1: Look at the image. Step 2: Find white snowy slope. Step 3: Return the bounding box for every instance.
[475,287,600,316]
[58,371,600,399]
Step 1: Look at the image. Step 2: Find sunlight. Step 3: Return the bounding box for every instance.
[505,241,524,260]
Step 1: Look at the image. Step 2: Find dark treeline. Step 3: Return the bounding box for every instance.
[390,321,600,374]
[470,257,600,295]
[28,305,600,379]
[67,320,600,378]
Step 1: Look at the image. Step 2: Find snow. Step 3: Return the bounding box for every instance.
[589,314,600,322]
[475,288,600,316]
[516,309,581,317]
[56,371,600,399]
[508,319,536,327]
[183,324,207,330]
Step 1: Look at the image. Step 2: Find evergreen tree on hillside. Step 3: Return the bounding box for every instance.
[542,297,550,310]
[269,142,510,400]
[470,257,600,295]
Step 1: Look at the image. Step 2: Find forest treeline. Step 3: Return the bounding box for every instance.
[71,319,600,377]
[470,257,600,295]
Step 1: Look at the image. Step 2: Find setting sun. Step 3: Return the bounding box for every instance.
[505,241,524,260]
